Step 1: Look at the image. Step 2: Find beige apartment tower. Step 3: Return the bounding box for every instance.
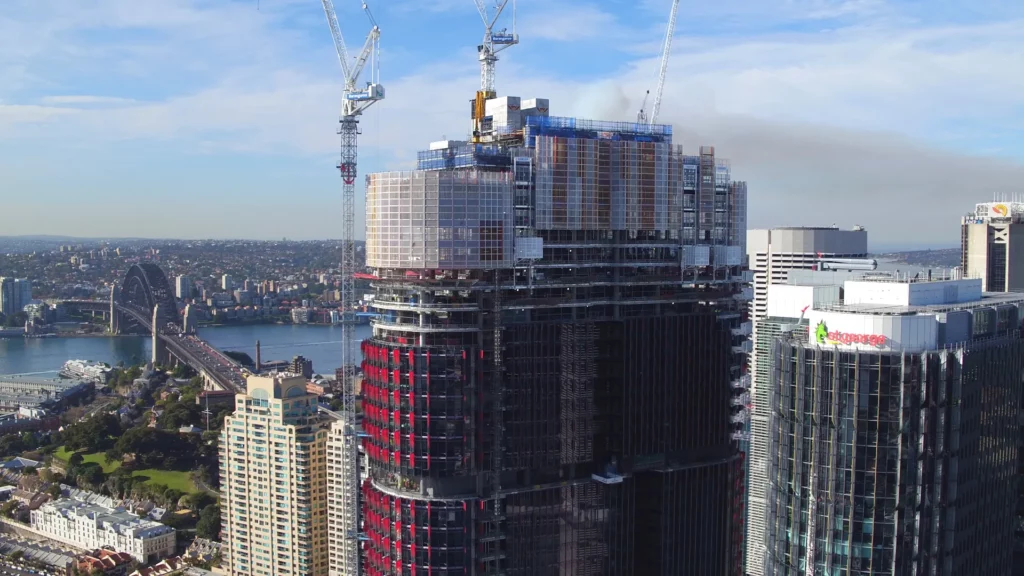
[961,202,1024,292]
[220,374,330,576]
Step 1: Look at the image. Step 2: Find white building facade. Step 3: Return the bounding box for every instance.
[961,201,1024,292]
[30,499,175,563]
[220,373,329,576]
[744,226,869,576]
[175,275,192,300]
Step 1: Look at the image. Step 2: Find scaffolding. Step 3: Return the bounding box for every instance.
[359,107,750,575]
[416,144,512,171]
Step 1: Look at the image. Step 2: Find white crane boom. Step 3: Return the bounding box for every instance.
[472,0,518,94]
[322,0,353,81]
[650,0,680,126]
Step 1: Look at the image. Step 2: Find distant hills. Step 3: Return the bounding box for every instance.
[873,247,959,269]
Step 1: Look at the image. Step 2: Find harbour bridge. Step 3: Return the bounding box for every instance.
[59,263,246,392]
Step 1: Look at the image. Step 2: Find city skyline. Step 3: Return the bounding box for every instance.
[3,0,1024,244]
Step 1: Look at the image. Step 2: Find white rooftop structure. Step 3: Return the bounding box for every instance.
[30,497,175,563]
[775,275,1024,354]
[964,201,1024,224]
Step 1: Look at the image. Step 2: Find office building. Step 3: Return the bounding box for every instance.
[350,97,750,575]
[175,275,191,300]
[30,497,176,563]
[744,226,869,576]
[961,201,1024,292]
[0,277,32,316]
[219,374,330,576]
[763,275,1023,575]
[221,274,233,291]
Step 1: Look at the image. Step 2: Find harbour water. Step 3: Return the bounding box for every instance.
[0,323,373,378]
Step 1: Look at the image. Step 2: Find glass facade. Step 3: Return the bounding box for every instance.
[365,170,514,270]
[765,336,1024,576]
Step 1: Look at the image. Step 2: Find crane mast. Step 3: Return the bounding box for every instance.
[649,0,679,126]
[320,2,384,575]
[470,0,518,141]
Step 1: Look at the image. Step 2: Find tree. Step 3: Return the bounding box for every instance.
[196,504,221,540]
[171,364,196,379]
[75,462,106,488]
[113,428,194,469]
[63,414,120,452]
[3,312,27,328]
[157,402,202,430]
[0,501,19,519]
[0,434,26,458]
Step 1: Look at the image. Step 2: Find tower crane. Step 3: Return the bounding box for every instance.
[470,0,518,141]
[320,1,383,575]
[636,89,650,124]
[647,0,679,126]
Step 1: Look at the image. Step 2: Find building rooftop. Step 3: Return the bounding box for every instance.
[0,376,89,388]
[43,498,174,539]
[820,290,1024,316]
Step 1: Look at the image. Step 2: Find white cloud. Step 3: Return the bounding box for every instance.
[517,4,620,41]
[0,104,80,124]
[39,95,136,105]
[2,0,1024,245]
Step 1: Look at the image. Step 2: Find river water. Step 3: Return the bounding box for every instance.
[0,324,373,378]
[0,263,950,378]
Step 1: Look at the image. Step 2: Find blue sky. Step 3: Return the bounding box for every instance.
[2,0,1024,247]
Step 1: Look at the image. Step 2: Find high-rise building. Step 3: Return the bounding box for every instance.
[219,374,330,576]
[0,277,33,317]
[961,201,1024,292]
[744,227,869,576]
[763,275,1023,575]
[175,275,191,300]
[221,274,233,291]
[345,98,750,575]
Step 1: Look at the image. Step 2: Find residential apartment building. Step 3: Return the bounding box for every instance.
[352,97,750,574]
[30,498,176,563]
[764,275,1023,575]
[175,275,192,300]
[744,226,869,576]
[0,277,32,316]
[961,201,1024,292]
[220,374,330,576]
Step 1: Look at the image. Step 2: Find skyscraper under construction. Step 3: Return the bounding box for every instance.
[353,96,750,575]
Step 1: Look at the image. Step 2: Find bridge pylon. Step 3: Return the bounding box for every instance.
[109,285,120,334]
[151,304,167,367]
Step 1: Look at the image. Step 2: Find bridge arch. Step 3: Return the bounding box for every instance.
[119,263,178,329]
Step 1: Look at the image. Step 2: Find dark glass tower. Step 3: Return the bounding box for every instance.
[357,102,749,575]
[764,281,1024,576]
